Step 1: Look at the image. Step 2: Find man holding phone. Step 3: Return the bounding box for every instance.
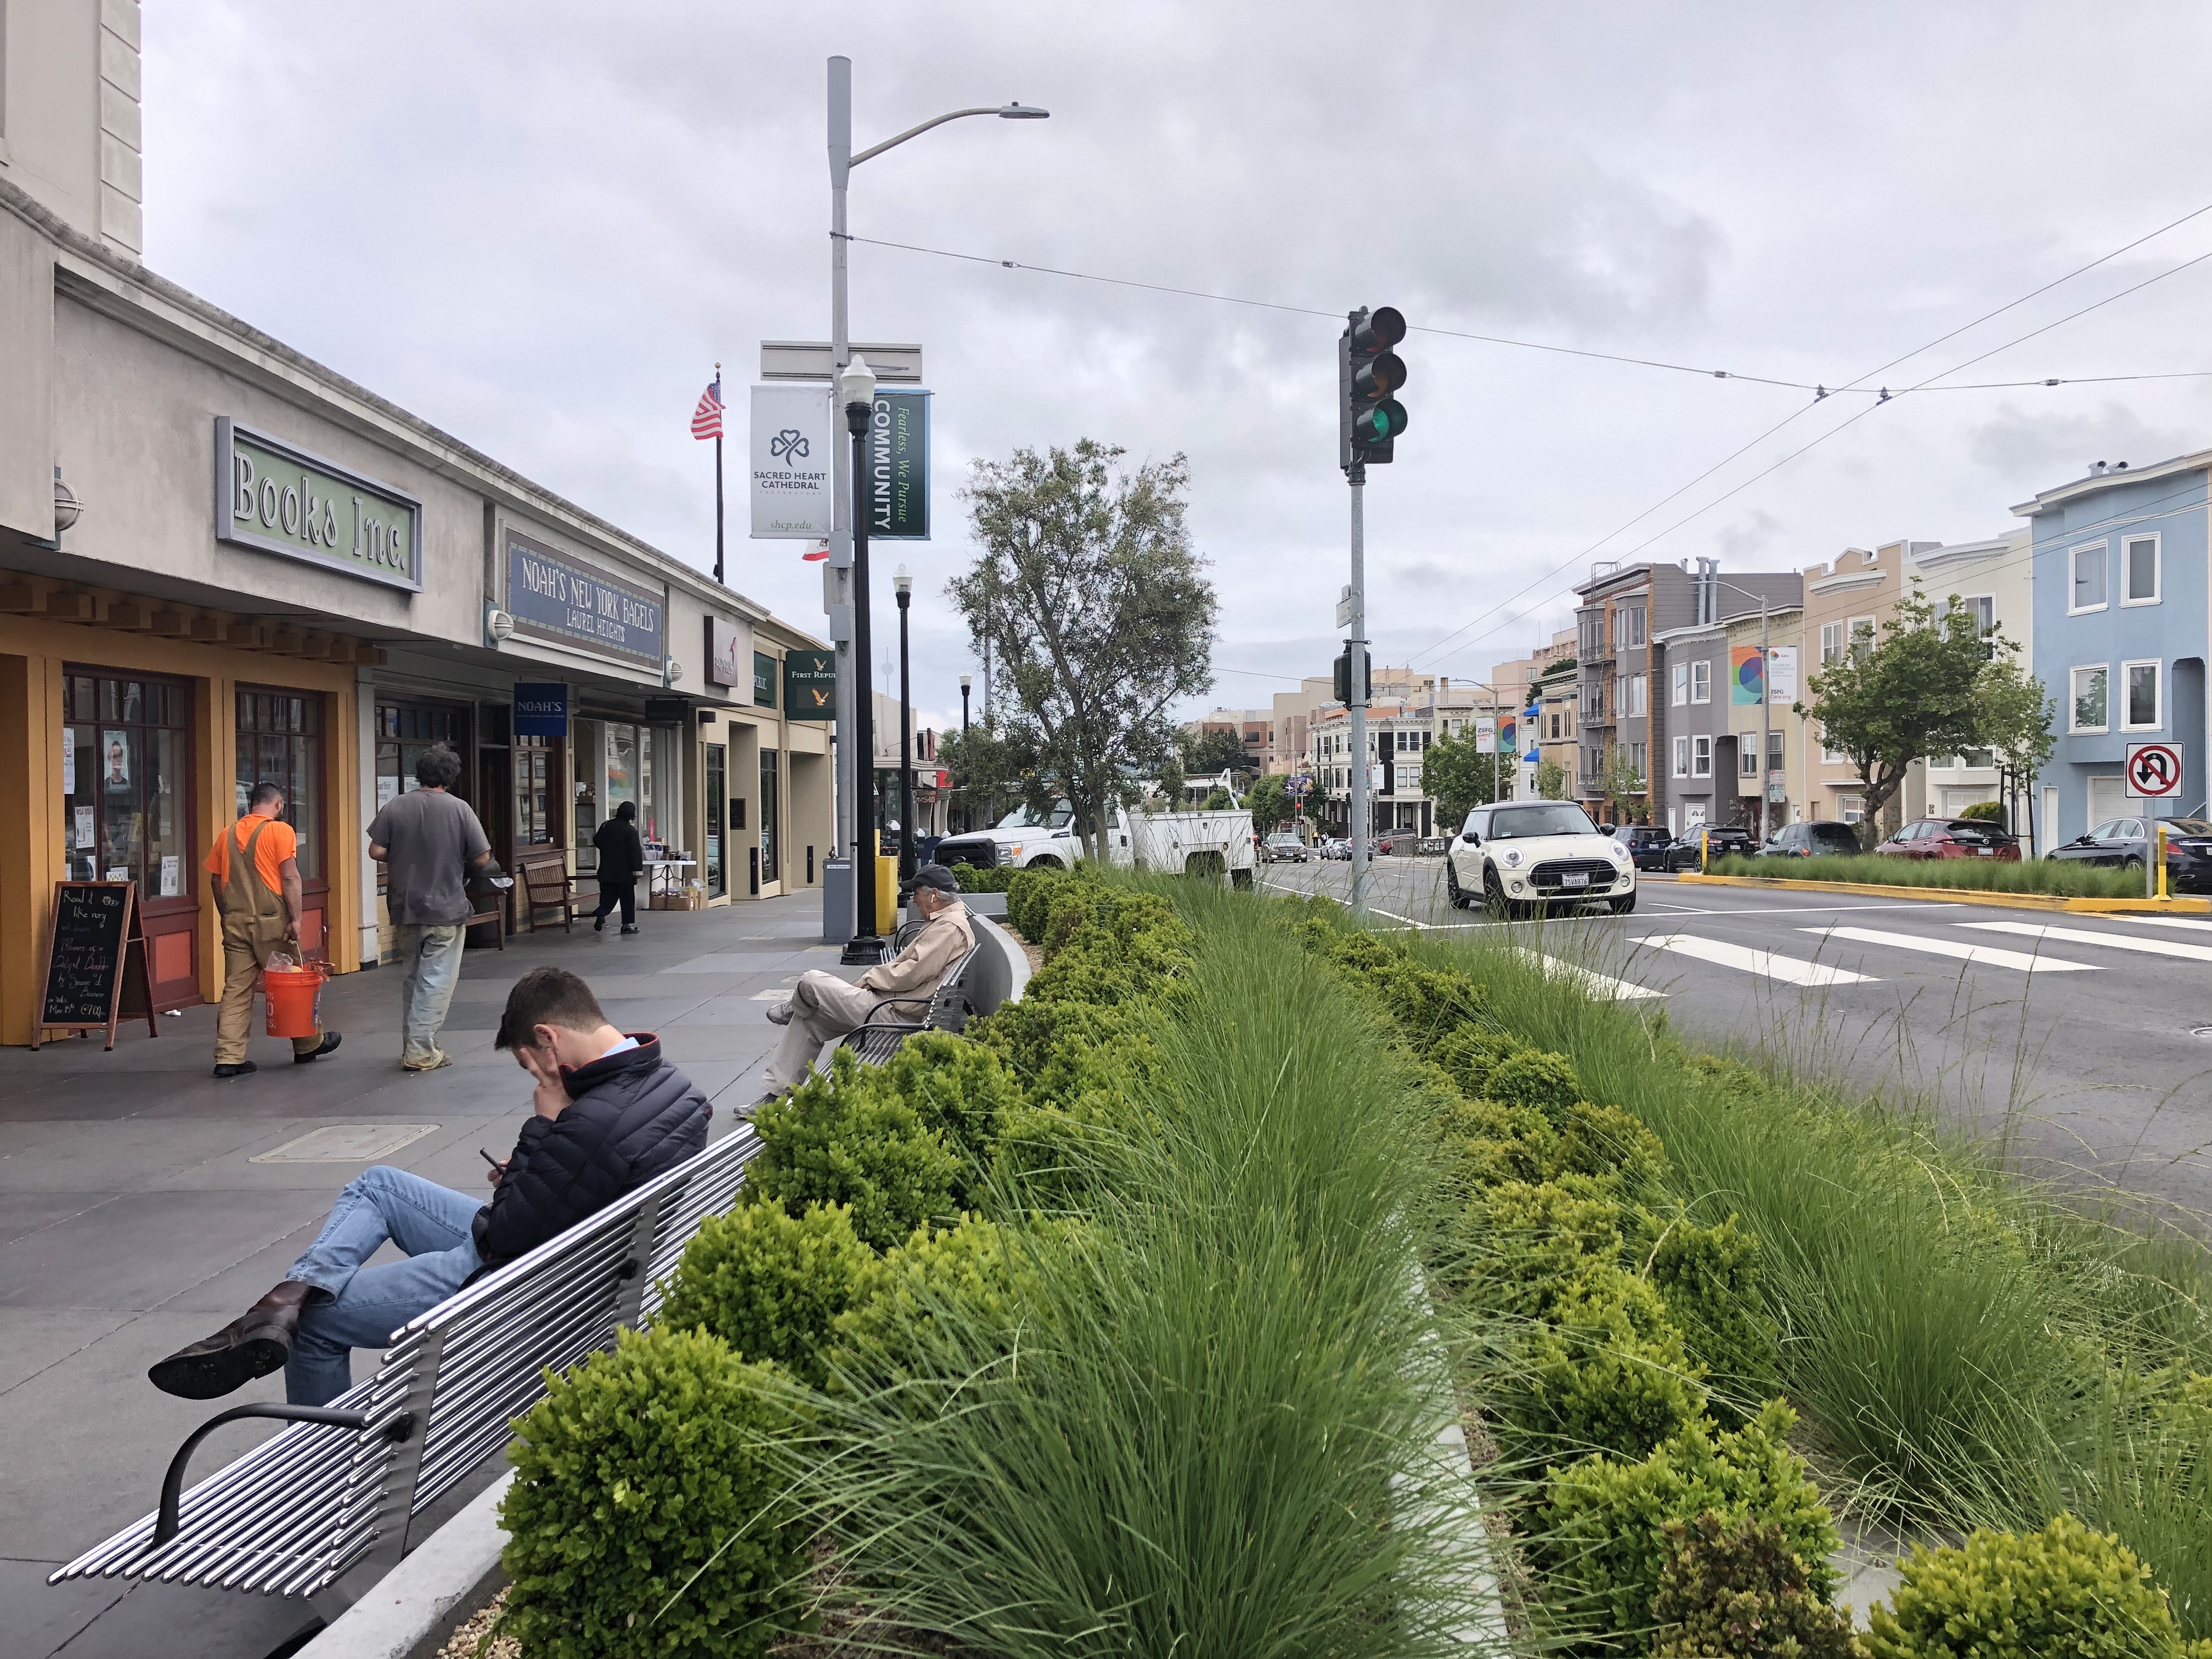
[148,967,709,1407]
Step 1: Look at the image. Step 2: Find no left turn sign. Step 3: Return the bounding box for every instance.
[2126,741,2183,799]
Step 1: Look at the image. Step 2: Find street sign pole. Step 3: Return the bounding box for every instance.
[1347,464,1369,917]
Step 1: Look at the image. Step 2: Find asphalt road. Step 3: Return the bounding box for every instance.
[1262,856,2212,1222]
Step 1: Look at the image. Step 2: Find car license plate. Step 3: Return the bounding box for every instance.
[1977,848,1993,857]
[1561,872,1590,888]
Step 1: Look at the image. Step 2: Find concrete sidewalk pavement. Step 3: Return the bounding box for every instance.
[1,889,843,1658]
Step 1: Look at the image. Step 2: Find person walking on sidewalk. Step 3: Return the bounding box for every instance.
[204,782,341,1080]
[591,799,644,934]
[147,966,710,1406]
[366,744,495,1073]
[759,863,974,1097]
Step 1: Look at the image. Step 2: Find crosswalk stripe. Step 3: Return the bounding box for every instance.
[1506,946,1666,1001]
[2107,913,2212,933]
[1960,919,2212,963]
[1634,933,1880,986]
[1805,925,2101,973]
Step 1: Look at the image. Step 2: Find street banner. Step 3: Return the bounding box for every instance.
[1498,714,1517,753]
[865,390,931,540]
[1765,645,1798,704]
[1475,716,1498,753]
[749,385,833,538]
[1730,646,1765,705]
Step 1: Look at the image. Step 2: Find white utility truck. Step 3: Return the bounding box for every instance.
[934,800,1256,884]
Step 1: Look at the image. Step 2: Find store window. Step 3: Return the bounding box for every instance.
[573,718,682,870]
[236,690,324,878]
[515,735,556,846]
[759,748,781,883]
[374,703,467,812]
[62,671,191,896]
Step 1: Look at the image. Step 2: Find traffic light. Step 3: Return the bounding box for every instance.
[1333,642,1372,705]
[1339,306,1408,467]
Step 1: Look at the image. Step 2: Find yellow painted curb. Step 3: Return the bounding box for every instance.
[1674,872,2212,915]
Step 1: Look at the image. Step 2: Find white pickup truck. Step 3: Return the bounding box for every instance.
[934,801,1256,884]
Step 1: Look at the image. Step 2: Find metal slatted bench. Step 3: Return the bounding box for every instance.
[49,1123,762,1612]
[837,943,993,1066]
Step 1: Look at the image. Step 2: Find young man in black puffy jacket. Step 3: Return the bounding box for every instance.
[149,967,709,1406]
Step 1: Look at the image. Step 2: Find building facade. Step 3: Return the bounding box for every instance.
[0,37,830,1043]
[2017,459,2209,844]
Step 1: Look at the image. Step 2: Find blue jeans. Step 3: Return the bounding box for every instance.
[284,1165,482,1405]
[391,924,465,1066]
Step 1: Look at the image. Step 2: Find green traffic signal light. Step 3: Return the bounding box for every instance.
[1351,399,1408,444]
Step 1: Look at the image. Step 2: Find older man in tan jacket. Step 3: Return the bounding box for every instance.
[760,863,976,1096]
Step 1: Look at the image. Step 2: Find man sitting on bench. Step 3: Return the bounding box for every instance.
[760,862,974,1098]
[149,967,710,1407]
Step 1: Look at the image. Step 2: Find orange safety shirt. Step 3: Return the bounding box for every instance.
[204,815,299,892]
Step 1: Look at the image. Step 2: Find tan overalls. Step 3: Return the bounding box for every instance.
[213,817,323,1065]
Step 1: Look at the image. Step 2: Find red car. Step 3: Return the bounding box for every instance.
[1874,818,2021,861]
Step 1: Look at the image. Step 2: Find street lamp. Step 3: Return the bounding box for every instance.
[894,563,917,883]
[827,59,1047,936]
[839,354,887,964]
[960,672,972,733]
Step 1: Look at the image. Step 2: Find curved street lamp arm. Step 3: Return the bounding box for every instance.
[851,108,1004,167]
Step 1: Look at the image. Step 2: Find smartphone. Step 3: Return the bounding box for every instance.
[478,1147,501,1170]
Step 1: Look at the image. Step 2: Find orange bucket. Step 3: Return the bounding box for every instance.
[264,961,326,1039]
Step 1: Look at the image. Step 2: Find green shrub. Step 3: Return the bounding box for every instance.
[970,991,1159,1107]
[879,1031,1026,1205]
[748,1049,960,1250]
[1432,1095,1576,1189]
[656,1198,872,1389]
[1957,800,2007,827]
[499,1327,810,1659]
[1705,850,2143,896]
[833,1213,1056,1375]
[1453,1176,1627,1316]
[953,864,1019,893]
[1431,1022,1528,1098]
[1865,1514,2212,1659]
[1640,1209,1782,1420]
[1650,1511,1862,1658]
[1485,1048,1583,1114]
[1518,1263,1708,1460]
[1541,1399,1838,1643]
[1005,865,1068,939]
[988,1094,1145,1213]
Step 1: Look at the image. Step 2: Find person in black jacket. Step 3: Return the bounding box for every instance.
[591,799,645,934]
[148,967,709,1406]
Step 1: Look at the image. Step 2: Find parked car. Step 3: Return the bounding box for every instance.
[2047,815,2212,877]
[1757,821,1865,859]
[1610,823,1676,872]
[1664,824,1755,870]
[1874,818,2022,861]
[1317,836,1350,861]
[1444,800,1637,916]
[1261,832,1310,864]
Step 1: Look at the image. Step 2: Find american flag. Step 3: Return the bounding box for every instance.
[690,377,723,441]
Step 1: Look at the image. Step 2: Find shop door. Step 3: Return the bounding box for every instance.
[236,689,330,961]
[63,670,199,1007]
[705,744,726,899]
[759,748,780,887]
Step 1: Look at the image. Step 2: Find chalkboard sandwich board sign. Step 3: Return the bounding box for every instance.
[34,881,159,1051]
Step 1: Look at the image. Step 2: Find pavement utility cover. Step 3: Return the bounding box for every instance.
[251,1124,441,1163]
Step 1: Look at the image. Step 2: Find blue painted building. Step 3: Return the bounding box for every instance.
[2016,456,2210,842]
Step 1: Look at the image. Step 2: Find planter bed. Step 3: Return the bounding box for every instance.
[1690,852,2206,909]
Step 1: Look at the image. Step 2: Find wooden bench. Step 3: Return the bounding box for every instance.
[515,849,586,934]
[50,1125,762,1611]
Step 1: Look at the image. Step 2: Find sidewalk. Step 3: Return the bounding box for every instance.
[1,889,842,1658]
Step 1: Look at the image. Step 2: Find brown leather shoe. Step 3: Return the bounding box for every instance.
[148,1280,317,1400]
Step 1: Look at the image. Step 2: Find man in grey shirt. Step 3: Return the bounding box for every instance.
[366,744,494,1071]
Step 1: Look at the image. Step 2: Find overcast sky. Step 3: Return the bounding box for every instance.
[143,2,2212,731]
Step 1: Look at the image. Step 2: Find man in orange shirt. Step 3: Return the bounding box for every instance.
[206,781,342,1079]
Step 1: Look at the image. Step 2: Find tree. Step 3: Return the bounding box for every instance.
[1598,744,1647,825]
[1534,757,1570,800]
[1187,728,1249,778]
[1245,772,1291,834]
[1199,786,1233,811]
[936,723,1042,833]
[1798,585,1988,847]
[1424,726,1502,828]
[1156,745,1187,811]
[951,441,1217,862]
[1973,647,2057,842]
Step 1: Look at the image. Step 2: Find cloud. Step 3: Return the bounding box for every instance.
[1714,509,1784,562]
[1968,402,2201,487]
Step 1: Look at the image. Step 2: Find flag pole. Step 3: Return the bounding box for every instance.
[712,363,725,585]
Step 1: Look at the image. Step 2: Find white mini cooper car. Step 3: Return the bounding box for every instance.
[1443,801,1638,916]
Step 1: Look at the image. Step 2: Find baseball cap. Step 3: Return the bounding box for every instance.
[910,864,961,894]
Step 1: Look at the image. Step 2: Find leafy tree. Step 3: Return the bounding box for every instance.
[1245,772,1291,834]
[1199,786,1233,811]
[1425,725,1502,827]
[937,723,1042,832]
[1534,757,1570,800]
[1156,744,1187,810]
[952,441,1217,862]
[1799,584,1987,846]
[1973,647,2057,838]
[1186,728,1250,778]
[1599,743,1647,825]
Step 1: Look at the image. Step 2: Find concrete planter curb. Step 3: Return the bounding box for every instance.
[973,912,1031,1000]
[1676,872,2212,914]
[295,1472,512,1659]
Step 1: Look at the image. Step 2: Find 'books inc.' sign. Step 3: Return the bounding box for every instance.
[216,419,424,591]
[505,532,665,668]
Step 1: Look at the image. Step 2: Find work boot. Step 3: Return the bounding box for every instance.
[765,1000,793,1026]
[293,1032,343,1064]
[148,1280,318,1400]
[212,1060,258,1080]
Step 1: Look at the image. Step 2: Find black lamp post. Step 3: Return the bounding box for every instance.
[838,356,887,964]
[894,563,917,883]
[957,672,972,833]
